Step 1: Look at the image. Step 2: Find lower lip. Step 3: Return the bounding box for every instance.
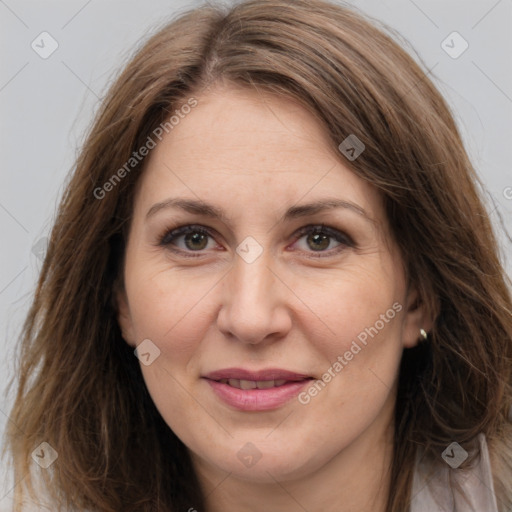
[205,379,310,411]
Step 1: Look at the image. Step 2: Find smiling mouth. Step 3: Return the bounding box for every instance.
[203,368,314,410]
[204,373,314,411]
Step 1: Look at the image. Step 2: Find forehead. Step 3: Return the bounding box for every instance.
[135,85,383,223]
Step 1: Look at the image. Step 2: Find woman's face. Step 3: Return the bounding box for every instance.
[117,85,426,484]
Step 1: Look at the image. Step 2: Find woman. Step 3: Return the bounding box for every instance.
[5,0,512,511]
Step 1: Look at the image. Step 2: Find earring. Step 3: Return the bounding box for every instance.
[420,328,428,341]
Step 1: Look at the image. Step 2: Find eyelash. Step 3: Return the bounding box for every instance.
[158,223,355,259]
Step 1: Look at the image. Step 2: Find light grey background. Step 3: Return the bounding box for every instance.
[1,0,511,506]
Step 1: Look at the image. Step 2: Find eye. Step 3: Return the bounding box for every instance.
[291,224,354,257]
[158,224,219,256]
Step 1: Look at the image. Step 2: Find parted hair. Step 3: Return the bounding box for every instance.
[5,0,512,511]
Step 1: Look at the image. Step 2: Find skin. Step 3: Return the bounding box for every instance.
[117,83,432,512]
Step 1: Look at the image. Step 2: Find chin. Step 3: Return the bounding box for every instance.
[196,437,327,484]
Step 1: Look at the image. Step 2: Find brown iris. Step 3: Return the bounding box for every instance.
[184,232,209,250]
[307,232,330,251]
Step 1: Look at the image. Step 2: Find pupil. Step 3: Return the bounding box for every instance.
[185,232,207,250]
[308,232,329,251]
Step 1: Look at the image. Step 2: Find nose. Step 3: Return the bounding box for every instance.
[216,251,293,345]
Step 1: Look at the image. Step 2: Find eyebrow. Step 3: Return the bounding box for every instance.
[146,197,232,224]
[145,197,374,225]
[282,199,373,224]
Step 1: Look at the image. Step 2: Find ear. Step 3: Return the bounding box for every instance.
[115,286,137,347]
[401,286,434,349]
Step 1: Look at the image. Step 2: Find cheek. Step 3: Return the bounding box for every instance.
[290,261,405,424]
[290,260,404,362]
[124,259,219,350]
[127,270,217,434]
[296,271,404,422]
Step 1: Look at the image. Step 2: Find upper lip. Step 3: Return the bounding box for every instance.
[203,368,312,382]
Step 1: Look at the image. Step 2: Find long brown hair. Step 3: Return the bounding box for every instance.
[5,1,512,510]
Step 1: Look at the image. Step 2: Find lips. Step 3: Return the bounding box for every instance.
[203,368,313,411]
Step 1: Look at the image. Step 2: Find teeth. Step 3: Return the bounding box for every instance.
[256,380,275,389]
[239,379,257,390]
[219,379,291,389]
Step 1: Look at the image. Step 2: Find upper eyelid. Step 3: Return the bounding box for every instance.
[295,224,350,238]
[159,224,215,245]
